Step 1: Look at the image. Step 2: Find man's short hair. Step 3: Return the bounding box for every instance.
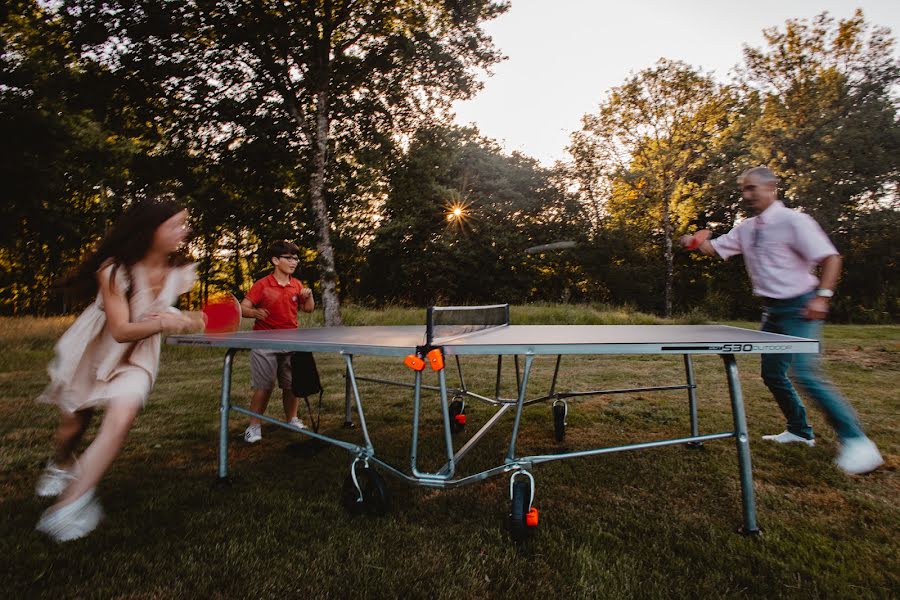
[267,240,300,259]
[738,166,779,186]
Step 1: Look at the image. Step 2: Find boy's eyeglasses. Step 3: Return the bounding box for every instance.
[278,255,300,262]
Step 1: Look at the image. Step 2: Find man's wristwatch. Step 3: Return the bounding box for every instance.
[815,288,834,298]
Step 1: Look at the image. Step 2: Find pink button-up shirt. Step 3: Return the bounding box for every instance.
[710,201,838,299]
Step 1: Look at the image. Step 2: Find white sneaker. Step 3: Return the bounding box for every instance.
[35,461,77,498]
[835,437,884,475]
[35,489,104,542]
[761,431,816,447]
[288,417,307,430]
[244,424,262,443]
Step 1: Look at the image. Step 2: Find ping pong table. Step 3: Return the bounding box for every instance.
[168,304,819,541]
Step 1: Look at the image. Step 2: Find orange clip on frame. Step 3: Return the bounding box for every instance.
[426,348,445,371]
[404,354,426,371]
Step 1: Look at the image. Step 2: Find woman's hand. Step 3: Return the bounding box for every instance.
[145,311,203,334]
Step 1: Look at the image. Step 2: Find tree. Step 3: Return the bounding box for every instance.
[61,0,507,325]
[568,59,734,316]
[739,9,900,231]
[363,125,585,305]
[0,1,164,313]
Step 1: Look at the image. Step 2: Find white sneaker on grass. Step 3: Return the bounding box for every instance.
[288,417,307,430]
[244,424,262,443]
[761,431,816,447]
[35,460,77,498]
[835,437,884,475]
[35,489,104,543]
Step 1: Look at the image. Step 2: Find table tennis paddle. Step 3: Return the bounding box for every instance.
[201,293,242,334]
[683,229,710,251]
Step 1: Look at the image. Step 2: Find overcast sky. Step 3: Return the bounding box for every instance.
[451,0,900,166]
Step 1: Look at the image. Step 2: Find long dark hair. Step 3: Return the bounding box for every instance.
[64,198,192,305]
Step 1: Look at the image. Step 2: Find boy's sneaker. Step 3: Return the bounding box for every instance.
[244,424,262,443]
[761,431,816,447]
[35,461,77,498]
[35,488,104,543]
[835,436,884,475]
[288,417,307,430]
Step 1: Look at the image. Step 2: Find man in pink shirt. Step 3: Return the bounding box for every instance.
[682,166,883,475]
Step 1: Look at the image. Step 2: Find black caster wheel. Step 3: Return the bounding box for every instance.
[508,476,537,543]
[449,398,466,434]
[552,400,567,443]
[341,462,390,516]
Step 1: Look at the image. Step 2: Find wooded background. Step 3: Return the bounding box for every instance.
[2,3,897,322]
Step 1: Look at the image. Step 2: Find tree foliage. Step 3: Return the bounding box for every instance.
[569,59,735,316]
[58,0,507,324]
[1,5,897,322]
[741,9,900,230]
[363,125,586,305]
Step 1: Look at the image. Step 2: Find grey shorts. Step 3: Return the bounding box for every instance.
[249,349,293,391]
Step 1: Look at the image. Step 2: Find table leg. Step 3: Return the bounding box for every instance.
[218,349,237,480]
[343,355,355,428]
[684,354,702,447]
[722,353,760,535]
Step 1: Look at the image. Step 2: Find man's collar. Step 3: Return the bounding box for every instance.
[757,200,785,224]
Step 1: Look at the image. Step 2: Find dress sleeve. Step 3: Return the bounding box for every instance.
[96,262,131,300]
[173,263,199,295]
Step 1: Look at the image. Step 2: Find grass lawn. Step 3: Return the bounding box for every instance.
[1,305,897,598]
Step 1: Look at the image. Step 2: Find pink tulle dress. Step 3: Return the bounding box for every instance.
[37,262,197,413]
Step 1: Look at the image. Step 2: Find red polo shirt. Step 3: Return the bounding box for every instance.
[246,274,305,331]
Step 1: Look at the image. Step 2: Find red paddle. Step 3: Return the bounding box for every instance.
[201,293,242,334]
[683,229,711,251]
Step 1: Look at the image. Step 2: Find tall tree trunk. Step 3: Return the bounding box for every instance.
[202,233,212,303]
[662,192,673,318]
[232,229,244,295]
[309,86,343,326]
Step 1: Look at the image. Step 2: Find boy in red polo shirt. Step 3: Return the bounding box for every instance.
[241,240,315,443]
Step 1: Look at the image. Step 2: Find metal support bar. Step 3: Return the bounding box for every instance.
[441,403,513,473]
[409,361,457,480]
[437,367,456,478]
[218,349,237,479]
[524,432,734,466]
[550,384,695,400]
[342,353,374,453]
[455,355,467,392]
[722,354,760,534]
[514,354,522,397]
[683,354,700,439]
[506,355,535,461]
[549,354,562,396]
[495,355,503,400]
[351,375,694,406]
[229,406,361,453]
[343,356,354,427]
[410,369,423,475]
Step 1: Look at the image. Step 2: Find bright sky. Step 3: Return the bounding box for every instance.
[451,0,900,166]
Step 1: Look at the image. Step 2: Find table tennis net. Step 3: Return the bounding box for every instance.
[426,304,510,345]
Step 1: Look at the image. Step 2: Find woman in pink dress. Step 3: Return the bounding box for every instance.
[35,198,203,542]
